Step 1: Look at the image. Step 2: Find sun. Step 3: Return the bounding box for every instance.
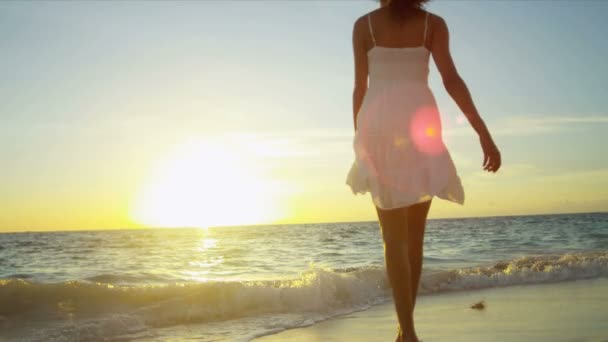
[130,136,287,228]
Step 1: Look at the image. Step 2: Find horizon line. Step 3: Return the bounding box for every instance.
[1,210,606,234]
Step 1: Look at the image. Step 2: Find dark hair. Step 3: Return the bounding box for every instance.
[381,0,430,20]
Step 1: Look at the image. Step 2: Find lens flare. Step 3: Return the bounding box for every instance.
[456,114,467,125]
[410,106,445,155]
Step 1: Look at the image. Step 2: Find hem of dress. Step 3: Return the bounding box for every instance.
[371,191,464,210]
[346,160,465,209]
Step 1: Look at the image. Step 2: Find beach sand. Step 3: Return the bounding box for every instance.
[255,277,608,342]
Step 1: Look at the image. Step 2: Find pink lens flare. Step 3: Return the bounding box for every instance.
[410,106,446,156]
[456,114,467,125]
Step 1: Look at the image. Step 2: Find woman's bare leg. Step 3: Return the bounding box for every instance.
[376,206,419,342]
[406,200,432,307]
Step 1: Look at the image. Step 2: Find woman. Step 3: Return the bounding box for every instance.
[346,0,501,341]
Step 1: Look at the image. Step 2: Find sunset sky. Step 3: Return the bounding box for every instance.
[1,1,607,232]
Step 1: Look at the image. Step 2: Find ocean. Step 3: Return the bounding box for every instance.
[1,212,607,341]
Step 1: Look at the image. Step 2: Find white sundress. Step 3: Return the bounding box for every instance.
[346,12,465,209]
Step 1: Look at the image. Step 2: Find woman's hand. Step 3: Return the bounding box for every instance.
[480,134,501,173]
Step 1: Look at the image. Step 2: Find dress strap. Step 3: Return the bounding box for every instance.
[367,14,376,46]
[423,12,429,45]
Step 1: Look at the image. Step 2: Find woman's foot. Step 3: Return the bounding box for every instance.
[396,326,421,342]
[402,332,421,342]
[398,336,421,342]
[395,326,406,342]
[402,337,421,342]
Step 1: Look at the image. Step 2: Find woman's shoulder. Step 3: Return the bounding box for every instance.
[353,8,446,32]
[355,8,442,23]
[352,9,380,38]
[424,10,446,28]
[353,8,380,27]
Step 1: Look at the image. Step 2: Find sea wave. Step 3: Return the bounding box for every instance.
[421,250,608,293]
[1,251,606,341]
[1,266,389,342]
[0,266,390,320]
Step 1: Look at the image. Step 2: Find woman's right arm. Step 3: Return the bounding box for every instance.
[430,15,501,173]
[352,17,369,132]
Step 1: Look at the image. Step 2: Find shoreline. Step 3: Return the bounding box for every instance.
[255,277,608,342]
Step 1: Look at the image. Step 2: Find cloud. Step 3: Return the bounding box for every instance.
[463,163,540,185]
[507,116,608,125]
[444,114,608,138]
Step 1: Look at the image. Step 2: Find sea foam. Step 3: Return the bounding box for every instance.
[1,251,607,341]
